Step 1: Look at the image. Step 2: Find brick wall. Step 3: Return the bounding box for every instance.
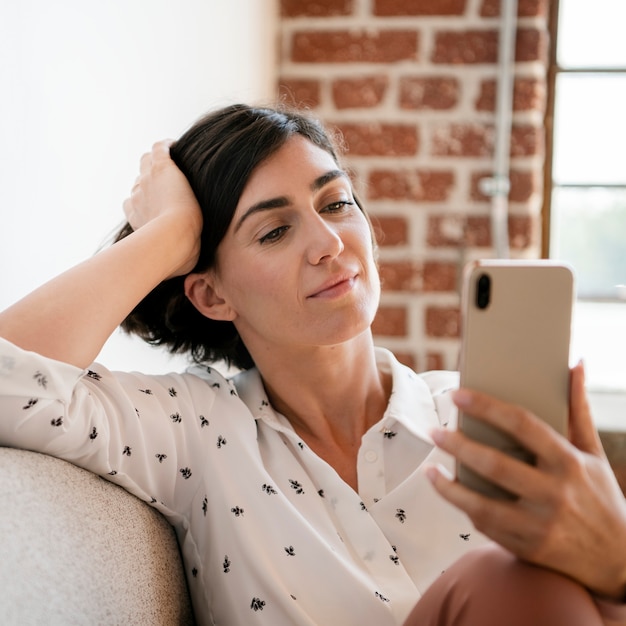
[278,0,549,372]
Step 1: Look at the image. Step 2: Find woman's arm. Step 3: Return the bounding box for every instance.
[426,362,626,601]
[0,142,202,369]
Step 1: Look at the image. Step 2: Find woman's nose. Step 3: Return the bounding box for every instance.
[306,214,344,265]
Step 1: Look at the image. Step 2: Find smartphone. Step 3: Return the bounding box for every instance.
[456,260,575,499]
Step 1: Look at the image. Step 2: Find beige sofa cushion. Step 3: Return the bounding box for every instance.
[0,447,194,625]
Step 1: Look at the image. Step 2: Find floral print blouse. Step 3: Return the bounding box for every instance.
[0,338,488,625]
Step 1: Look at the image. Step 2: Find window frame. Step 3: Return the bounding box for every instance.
[543,0,626,403]
[543,0,626,302]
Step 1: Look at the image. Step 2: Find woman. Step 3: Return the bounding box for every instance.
[0,104,624,625]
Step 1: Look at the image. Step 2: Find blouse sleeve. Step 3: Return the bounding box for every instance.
[0,337,219,518]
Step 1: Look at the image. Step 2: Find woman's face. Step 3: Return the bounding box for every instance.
[207,135,381,357]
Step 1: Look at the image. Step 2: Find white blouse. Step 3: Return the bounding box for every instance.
[0,337,489,625]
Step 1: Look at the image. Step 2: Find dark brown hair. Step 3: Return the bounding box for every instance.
[115,103,355,370]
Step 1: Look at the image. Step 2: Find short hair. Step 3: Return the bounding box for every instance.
[114,103,357,370]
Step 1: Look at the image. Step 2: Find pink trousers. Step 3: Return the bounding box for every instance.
[404,544,607,626]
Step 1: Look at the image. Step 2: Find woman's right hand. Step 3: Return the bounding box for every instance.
[0,140,205,368]
[123,140,203,278]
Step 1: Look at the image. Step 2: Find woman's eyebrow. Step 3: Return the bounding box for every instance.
[311,168,347,192]
[234,169,348,233]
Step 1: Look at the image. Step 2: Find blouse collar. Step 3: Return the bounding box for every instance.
[231,348,450,446]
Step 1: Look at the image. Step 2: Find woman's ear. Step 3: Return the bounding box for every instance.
[184,272,237,321]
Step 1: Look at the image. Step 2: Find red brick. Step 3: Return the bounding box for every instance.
[281,0,353,17]
[464,216,491,247]
[432,30,498,64]
[515,28,547,64]
[509,215,535,250]
[470,170,539,203]
[378,260,460,292]
[399,76,460,110]
[426,306,461,338]
[393,351,417,371]
[379,260,420,292]
[335,122,419,156]
[374,0,466,16]
[432,28,546,64]
[278,78,321,108]
[427,215,493,247]
[431,123,494,157]
[371,215,409,246]
[509,170,540,203]
[332,76,388,109]
[291,30,418,64]
[427,215,469,247]
[368,169,454,202]
[435,124,541,160]
[426,214,534,250]
[372,305,408,336]
[426,351,446,371]
[423,261,458,292]
[510,124,543,157]
[480,0,547,18]
[475,77,546,113]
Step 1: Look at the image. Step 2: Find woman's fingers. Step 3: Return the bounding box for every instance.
[568,361,604,456]
[452,388,571,471]
[138,139,172,174]
[426,379,626,599]
[424,462,545,549]
[430,427,549,500]
[139,150,151,175]
[120,139,202,278]
[123,139,196,230]
[449,363,605,478]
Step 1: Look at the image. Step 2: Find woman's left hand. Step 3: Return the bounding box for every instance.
[426,361,626,601]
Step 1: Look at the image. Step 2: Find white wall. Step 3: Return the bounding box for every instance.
[0,0,277,373]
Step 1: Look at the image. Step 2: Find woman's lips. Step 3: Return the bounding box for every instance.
[308,274,357,298]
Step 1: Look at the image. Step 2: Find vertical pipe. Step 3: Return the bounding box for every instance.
[485,0,519,259]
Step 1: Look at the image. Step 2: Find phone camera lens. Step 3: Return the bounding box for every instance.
[476,273,491,309]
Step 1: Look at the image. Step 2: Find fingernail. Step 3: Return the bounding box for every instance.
[452,389,472,408]
[429,427,445,445]
[424,465,438,483]
[572,358,586,380]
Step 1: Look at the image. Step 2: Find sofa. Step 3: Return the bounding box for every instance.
[0,447,195,625]
[2,435,624,626]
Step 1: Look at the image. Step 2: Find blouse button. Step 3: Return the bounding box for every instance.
[364,450,378,463]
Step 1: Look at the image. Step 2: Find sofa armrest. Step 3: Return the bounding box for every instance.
[0,447,195,625]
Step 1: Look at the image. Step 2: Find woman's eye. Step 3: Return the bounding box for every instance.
[259,225,289,244]
[323,200,354,213]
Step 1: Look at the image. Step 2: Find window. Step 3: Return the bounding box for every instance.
[546,0,626,406]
